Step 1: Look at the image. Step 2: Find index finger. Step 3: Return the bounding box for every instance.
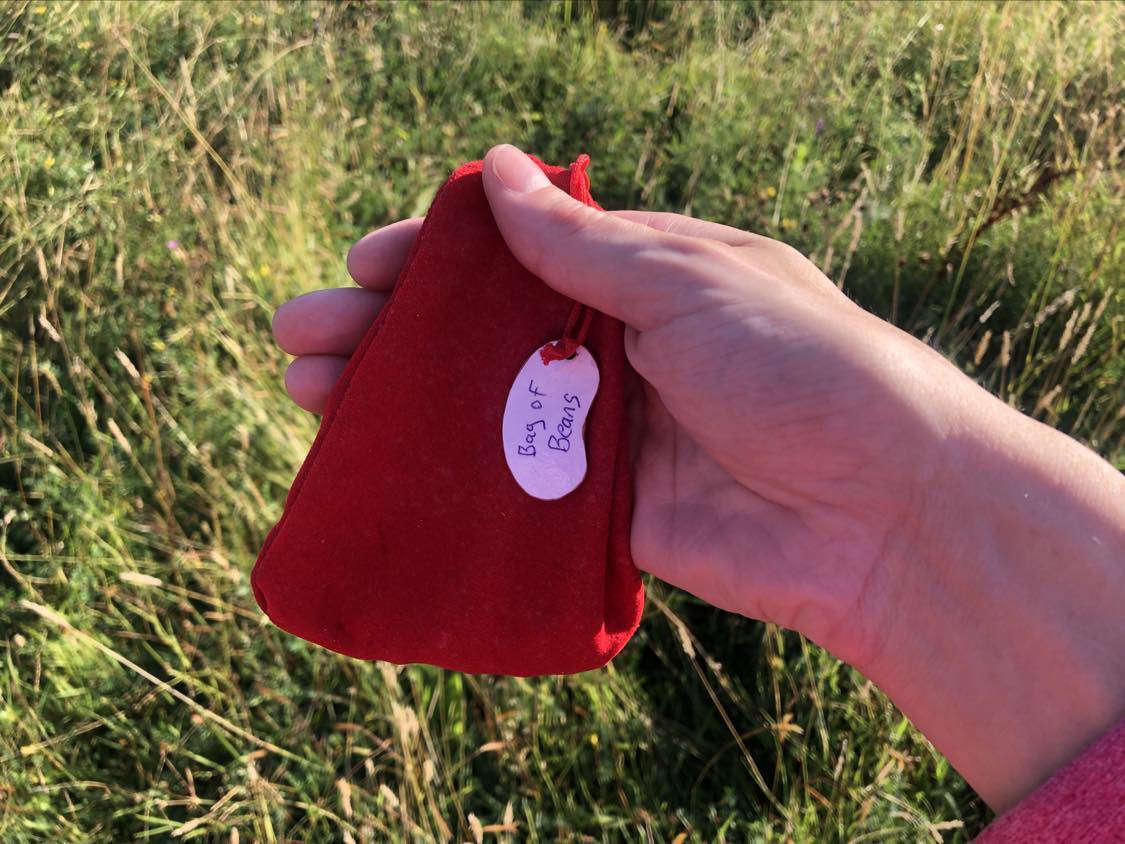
[346,217,425,290]
[608,210,767,248]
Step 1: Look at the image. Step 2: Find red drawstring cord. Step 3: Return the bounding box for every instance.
[539,154,594,365]
[539,303,593,363]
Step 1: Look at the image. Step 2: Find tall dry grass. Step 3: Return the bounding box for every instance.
[1,1,1121,840]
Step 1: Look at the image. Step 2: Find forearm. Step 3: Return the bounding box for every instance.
[861,386,1125,812]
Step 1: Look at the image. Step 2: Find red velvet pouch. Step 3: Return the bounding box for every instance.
[250,154,644,676]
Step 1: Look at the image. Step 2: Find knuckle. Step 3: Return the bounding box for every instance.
[773,239,809,264]
[544,194,600,239]
[674,236,745,274]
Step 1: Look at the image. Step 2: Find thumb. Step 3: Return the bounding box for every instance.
[482,144,730,330]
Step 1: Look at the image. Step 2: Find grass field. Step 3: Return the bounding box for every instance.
[1,1,1122,840]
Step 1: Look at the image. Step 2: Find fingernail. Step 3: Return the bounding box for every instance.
[491,144,551,193]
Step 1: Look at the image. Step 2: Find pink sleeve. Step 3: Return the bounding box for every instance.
[975,718,1125,842]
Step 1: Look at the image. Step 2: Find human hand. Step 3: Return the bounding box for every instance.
[276,147,952,662]
[273,144,1125,812]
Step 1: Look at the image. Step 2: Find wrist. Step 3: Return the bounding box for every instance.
[860,381,1125,811]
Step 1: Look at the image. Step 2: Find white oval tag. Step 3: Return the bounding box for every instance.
[502,343,600,500]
